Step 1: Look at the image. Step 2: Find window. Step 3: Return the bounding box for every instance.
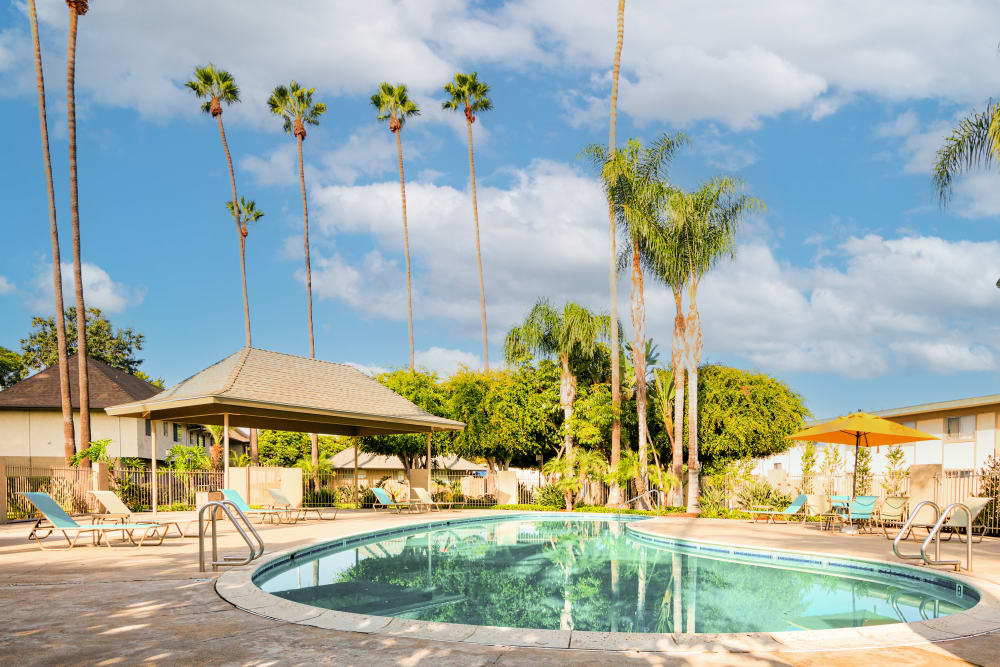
[773,462,782,470]
[946,469,974,478]
[188,430,196,445]
[162,422,168,436]
[944,415,975,441]
[173,424,181,442]
[145,419,151,437]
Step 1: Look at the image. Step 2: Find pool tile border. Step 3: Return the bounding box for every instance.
[215,513,1000,654]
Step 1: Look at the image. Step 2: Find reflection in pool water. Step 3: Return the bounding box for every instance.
[255,517,976,633]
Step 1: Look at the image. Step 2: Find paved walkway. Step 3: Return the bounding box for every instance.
[2,510,999,665]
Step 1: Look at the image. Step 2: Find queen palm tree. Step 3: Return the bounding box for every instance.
[667,177,762,512]
[66,0,90,459]
[933,100,1000,205]
[442,72,492,370]
[504,300,610,456]
[267,81,326,471]
[29,0,75,463]
[371,82,420,370]
[606,0,627,506]
[185,64,249,345]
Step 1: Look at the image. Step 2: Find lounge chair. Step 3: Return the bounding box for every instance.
[842,495,878,533]
[371,487,419,514]
[266,488,337,521]
[89,490,200,538]
[876,496,909,539]
[937,497,992,543]
[20,492,167,550]
[748,494,807,524]
[805,494,843,530]
[413,487,458,512]
[220,489,299,524]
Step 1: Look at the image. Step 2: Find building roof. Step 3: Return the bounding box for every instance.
[0,354,161,410]
[330,446,486,472]
[106,348,465,436]
[871,393,1000,420]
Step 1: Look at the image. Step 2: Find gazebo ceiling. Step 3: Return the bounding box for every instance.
[105,348,464,436]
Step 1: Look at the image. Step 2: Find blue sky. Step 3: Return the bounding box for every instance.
[2,0,1000,419]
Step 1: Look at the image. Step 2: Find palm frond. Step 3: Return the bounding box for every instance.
[933,101,1000,204]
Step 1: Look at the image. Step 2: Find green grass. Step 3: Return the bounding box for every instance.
[488,503,688,516]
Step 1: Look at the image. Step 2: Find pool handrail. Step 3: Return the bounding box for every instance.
[920,502,973,571]
[893,500,940,563]
[198,499,264,572]
[618,489,661,520]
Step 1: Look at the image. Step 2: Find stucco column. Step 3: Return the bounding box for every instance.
[427,432,432,493]
[223,414,230,489]
[151,419,158,518]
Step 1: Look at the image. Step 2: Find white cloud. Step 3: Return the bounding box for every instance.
[952,171,1000,219]
[0,276,14,295]
[343,361,388,377]
[415,347,483,376]
[31,262,143,314]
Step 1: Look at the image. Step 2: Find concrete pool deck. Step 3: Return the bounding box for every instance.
[3,509,1000,665]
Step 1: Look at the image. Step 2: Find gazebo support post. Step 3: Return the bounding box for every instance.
[426,432,432,494]
[353,437,359,508]
[223,413,230,489]
[151,419,158,518]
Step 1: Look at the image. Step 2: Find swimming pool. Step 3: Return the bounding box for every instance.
[252,515,978,634]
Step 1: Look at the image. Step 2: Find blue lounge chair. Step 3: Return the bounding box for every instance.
[748,494,808,524]
[371,487,418,514]
[220,489,299,524]
[842,495,878,533]
[20,492,166,550]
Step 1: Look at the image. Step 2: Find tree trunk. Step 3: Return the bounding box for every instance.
[606,0,626,507]
[249,428,258,466]
[464,111,489,371]
[66,5,90,462]
[671,288,685,506]
[298,135,315,359]
[685,280,702,514]
[559,356,577,455]
[30,0,76,464]
[217,113,249,347]
[631,247,649,507]
[395,127,415,370]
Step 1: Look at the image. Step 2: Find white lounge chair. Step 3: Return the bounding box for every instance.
[266,488,337,520]
[89,490,200,538]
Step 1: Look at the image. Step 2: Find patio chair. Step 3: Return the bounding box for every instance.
[805,494,844,531]
[842,495,878,533]
[938,496,992,543]
[747,494,807,524]
[89,490,200,538]
[20,492,167,550]
[413,487,458,512]
[371,487,419,514]
[266,488,337,521]
[220,489,299,524]
[876,496,909,540]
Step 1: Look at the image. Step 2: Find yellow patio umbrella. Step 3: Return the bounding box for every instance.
[786,411,938,496]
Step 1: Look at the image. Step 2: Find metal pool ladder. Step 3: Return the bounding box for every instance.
[618,489,662,520]
[198,500,265,572]
[892,500,974,571]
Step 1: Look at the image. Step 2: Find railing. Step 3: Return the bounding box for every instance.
[893,500,940,563]
[198,500,264,572]
[920,502,974,571]
[619,489,662,519]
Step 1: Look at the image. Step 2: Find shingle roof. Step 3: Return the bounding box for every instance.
[330,446,486,472]
[0,354,161,410]
[106,348,464,435]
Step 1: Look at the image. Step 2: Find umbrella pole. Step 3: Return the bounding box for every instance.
[852,433,859,497]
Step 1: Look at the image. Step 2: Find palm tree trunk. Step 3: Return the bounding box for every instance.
[671,288,685,506]
[606,0,626,507]
[66,4,90,462]
[685,279,702,513]
[395,128,415,370]
[215,113,249,347]
[30,0,76,464]
[559,356,577,455]
[297,134,319,477]
[464,113,489,371]
[631,247,649,507]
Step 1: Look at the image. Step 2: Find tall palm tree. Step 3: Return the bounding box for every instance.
[442,72,492,370]
[667,177,762,512]
[504,300,610,456]
[66,0,90,460]
[267,81,326,470]
[606,0,627,506]
[587,134,687,505]
[933,100,1000,205]
[371,82,420,370]
[29,0,76,464]
[185,64,248,345]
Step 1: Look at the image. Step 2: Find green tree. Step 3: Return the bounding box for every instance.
[185,64,249,346]
[372,82,420,370]
[267,80,327,472]
[65,0,91,455]
[29,0,76,462]
[854,446,873,495]
[667,177,763,512]
[504,300,610,456]
[0,346,25,389]
[695,365,810,474]
[69,438,112,467]
[542,449,607,511]
[204,424,224,470]
[165,444,210,471]
[442,72,492,369]
[799,442,817,494]
[20,307,145,374]
[821,445,844,495]
[257,430,311,467]
[882,444,909,496]
[933,99,1000,205]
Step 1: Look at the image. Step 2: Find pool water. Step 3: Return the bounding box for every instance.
[254,516,977,634]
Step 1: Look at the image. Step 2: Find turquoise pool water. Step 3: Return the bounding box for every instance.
[253,516,978,633]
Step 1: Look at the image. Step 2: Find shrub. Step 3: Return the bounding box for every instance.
[532,483,565,508]
[736,479,792,511]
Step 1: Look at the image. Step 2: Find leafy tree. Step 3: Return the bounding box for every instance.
[28,0,76,462]
[854,446,873,495]
[695,365,809,474]
[204,424,224,470]
[821,444,844,495]
[882,444,909,496]
[505,300,610,455]
[69,438,112,467]
[442,72,492,369]
[257,430,310,467]
[372,81,420,370]
[20,307,145,374]
[0,346,25,389]
[799,442,817,494]
[542,449,607,511]
[165,444,210,471]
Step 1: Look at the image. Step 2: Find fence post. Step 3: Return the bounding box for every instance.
[0,459,7,524]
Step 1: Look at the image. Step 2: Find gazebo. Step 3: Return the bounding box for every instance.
[106,348,464,514]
